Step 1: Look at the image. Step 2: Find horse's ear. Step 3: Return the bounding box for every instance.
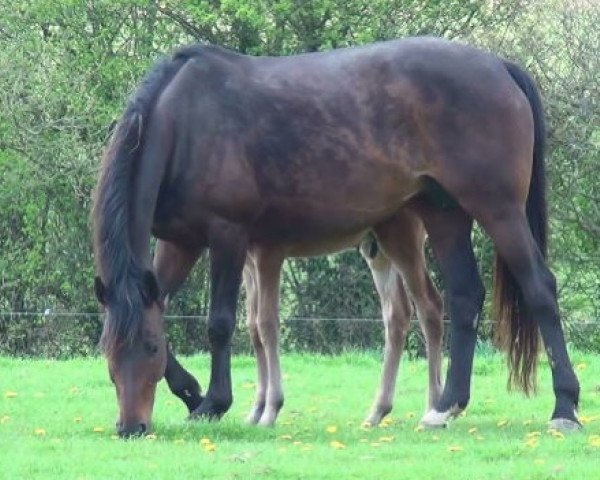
[94,276,107,305]
[142,270,160,306]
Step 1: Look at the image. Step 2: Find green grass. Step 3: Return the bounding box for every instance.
[2,352,600,479]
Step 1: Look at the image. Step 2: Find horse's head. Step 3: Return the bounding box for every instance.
[94,271,167,437]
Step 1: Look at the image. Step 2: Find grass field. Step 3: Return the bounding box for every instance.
[2,351,600,479]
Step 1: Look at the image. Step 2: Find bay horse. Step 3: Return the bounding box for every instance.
[92,37,580,437]
[161,231,443,428]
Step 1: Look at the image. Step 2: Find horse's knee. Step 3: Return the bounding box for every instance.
[208,316,235,348]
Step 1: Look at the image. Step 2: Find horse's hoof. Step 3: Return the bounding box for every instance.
[420,405,462,429]
[420,409,450,428]
[548,418,582,432]
[187,398,228,422]
[245,405,264,425]
[257,409,278,427]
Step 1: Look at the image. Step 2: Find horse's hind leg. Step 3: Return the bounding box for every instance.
[406,203,485,428]
[360,238,411,426]
[154,240,204,413]
[374,211,444,417]
[479,208,579,428]
[252,247,285,427]
[243,255,269,424]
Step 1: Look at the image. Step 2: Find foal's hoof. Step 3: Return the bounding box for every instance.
[420,405,462,429]
[548,418,582,433]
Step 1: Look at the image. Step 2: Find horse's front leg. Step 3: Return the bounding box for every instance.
[190,222,248,420]
[164,348,204,413]
[153,239,205,414]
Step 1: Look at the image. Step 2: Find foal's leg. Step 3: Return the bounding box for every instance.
[154,240,204,413]
[190,222,248,420]
[254,248,285,427]
[360,239,412,426]
[479,208,579,429]
[410,203,485,428]
[243,255,269,424]
[374,211,444,416]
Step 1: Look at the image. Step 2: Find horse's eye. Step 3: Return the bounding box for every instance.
[144,341,159,356]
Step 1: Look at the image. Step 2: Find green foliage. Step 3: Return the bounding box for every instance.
[0,0,598,356]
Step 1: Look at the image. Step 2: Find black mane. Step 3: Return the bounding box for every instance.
[91,48,202,353]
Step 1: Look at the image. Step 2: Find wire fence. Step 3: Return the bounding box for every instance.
[1,311,598,359]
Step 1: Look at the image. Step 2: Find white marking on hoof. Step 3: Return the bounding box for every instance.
[257,408,278,427]
[548,417,582,432]
[420,405,462,429]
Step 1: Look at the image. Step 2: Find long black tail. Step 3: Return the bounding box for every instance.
[92,51,194,353]
[494,61,547,394]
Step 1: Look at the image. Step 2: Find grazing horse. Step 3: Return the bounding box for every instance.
[92,37,580,437]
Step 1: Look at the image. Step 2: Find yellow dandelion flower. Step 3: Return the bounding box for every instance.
[576,362,587,371]
[241,382,255,389]
[165,400,174,406]
[526,431,542,438]
[414,425,424,433]
[200,438,212,445]
[73,416,83,423]
[69,387,79,395]
[301,446,313,452]
[330,440,346,450]
[468,427,477,434]
[293,441,303,446]
[448,445,463,452]
[359,438,368,443]
[405,411,416,419]
[174,439,185,445]
[93,426,105,433]
[588,435,600,447]
[4,391,17,399]
[1,415,10,424]
[525,438,539,448]
[360,421,373,430]
[278,434,293,440]
[431,435,440,441]
[326,425,338,434]
[34,428,46,436]
[523,419,533,426]
[370,442,381,448]
[203,443,216,452]
[497,420,508,427]
[111,435,119,440]
[379,436,394,443]
[281,420,292,426]
[381,417,394,426]
[459,411,467,418]
[476,436,485,441]
[146,433,157,440]
[550,430,565,440]
[484,398,495,405]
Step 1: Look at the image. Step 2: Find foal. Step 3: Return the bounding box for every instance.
[241,210,443,426]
